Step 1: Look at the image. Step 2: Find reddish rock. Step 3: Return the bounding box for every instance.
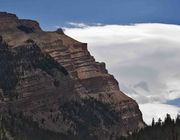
[0,12,145,139]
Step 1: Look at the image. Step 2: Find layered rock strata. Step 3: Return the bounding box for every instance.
[0,12,145,139]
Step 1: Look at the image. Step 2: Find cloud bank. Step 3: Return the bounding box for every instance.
[64,23,180,124]
[139,103,180,124]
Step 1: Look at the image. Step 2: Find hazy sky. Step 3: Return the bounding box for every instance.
[0,0,180,124]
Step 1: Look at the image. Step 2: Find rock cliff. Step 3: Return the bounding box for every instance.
[0,12,145,140]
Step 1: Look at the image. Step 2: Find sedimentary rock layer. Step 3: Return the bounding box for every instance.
[0,12,145,139]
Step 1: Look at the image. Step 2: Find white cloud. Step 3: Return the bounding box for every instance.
[67,22,88,28]
[139,103,180,124]
[65,22,104,28]
[64,23,180,123]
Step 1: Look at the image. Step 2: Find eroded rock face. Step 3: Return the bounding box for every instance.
[0,12,145,139]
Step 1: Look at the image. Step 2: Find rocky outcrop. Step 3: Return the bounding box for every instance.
[0,12,145,139]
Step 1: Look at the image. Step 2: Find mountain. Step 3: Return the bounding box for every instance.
[0,12,145,140]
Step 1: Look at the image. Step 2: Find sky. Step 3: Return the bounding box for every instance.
[0,0,180,124]
[0,0,180,30]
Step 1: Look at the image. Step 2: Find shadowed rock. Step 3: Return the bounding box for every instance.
[0,12,145,139]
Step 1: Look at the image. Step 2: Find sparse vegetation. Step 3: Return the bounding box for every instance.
[0,37,68,99]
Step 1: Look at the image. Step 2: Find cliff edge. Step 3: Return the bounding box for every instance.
[0,12,145,140]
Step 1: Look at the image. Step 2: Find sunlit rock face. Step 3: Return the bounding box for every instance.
[0,12,145,139]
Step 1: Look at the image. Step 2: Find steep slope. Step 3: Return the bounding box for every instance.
[0,12,145,139]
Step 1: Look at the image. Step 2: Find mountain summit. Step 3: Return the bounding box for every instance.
[0,12,145,140]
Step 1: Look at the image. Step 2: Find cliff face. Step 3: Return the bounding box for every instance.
[0,12,145,139]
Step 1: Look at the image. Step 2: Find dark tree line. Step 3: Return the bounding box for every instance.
[0,111,179,140]
[118,114,180,140]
